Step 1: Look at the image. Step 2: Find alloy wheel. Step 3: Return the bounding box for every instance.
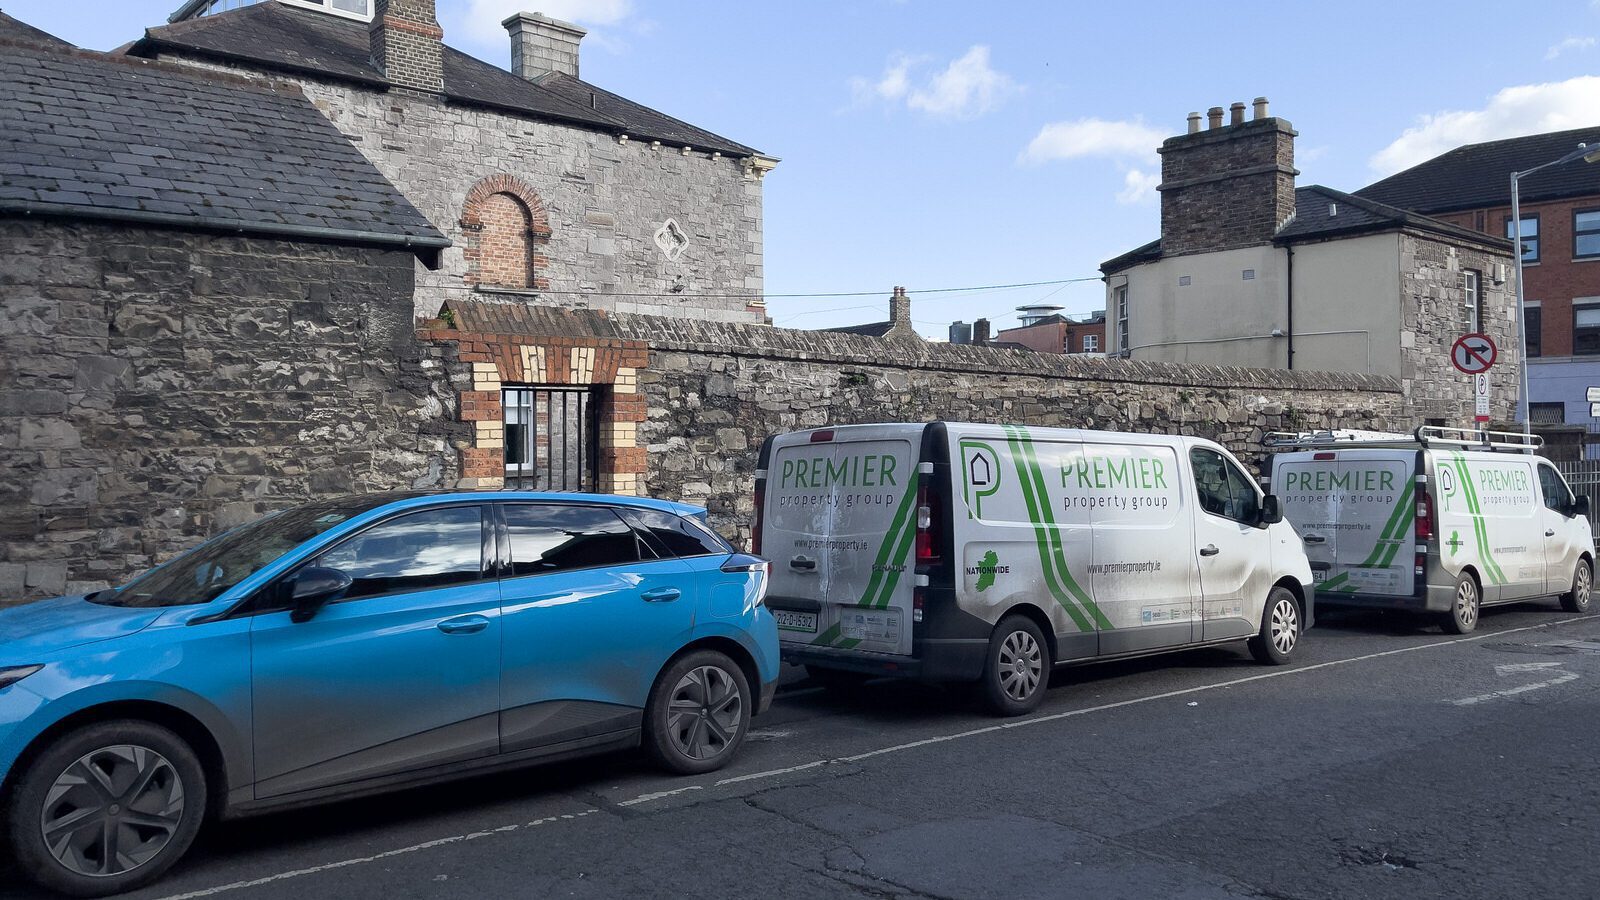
[998,630,1043,702]
[1577,564,1592,608]
[40,745,185,879]
[1457,579,1479,630]
[666,665,744,762]
[1270,597,1299,655]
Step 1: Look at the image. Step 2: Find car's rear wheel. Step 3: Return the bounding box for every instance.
[1561,558,1592,613]
[643,650,751,775]
[5,720,207,898]
[1443,572,1480,634]
[980,615,1051,717]
[1249,586,1300,665]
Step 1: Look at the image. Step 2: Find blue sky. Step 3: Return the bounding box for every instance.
[8,0,1600,335]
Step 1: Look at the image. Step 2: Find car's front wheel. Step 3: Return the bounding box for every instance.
[1249,586,1301,665]
[1443,572,1480,634]
[643,650,752,775]
[1561,558,1592,613]
[5,719,207,898]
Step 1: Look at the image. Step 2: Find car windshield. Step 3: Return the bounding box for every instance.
[94,502,370,608]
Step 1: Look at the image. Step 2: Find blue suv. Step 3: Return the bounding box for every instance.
[0,492,778,896]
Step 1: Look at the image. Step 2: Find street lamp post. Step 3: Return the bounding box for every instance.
[1511,142,1600,436]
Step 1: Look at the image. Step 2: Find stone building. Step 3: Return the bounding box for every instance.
[126,0,776,325]
[0,38,451,598]
[1101,99,1518,425]
[1356,127,1600,442]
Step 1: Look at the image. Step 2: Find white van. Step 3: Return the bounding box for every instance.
[1266,427,1594,634]
[754,422,1314,715]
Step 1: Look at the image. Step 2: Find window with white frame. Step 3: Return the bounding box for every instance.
[180,0,372,21]
[1114,286,1129,353]
[1082,333,1099,353]
[1462,269,1482,332]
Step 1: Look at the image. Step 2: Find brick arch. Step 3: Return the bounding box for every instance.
[460,174,552,290]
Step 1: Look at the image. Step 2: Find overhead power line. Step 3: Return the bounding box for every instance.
[435,276,1101,302]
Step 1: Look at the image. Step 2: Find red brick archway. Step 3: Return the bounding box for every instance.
[460,174,552,290]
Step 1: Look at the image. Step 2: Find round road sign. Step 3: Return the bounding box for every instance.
[1451,333,1497,375]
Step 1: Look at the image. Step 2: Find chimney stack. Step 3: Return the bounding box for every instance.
[889,286,912,334]
[973,318,992,345]
[504,11,586,80]
[1186,112,1201,135]
[370,0,444,94]
[1158,97,1297,257]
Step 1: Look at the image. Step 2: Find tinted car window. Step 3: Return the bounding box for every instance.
[1539,464,1572,511]
[318,506,485,600]
[624,507,732,558]
[1190,448,1259,524]
[504,505,639,577]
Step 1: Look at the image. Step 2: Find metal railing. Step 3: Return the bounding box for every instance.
[502,386,600,492]
[1554,459,1600,542]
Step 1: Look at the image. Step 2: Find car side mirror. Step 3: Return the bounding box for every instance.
[286,566,351,623]
[1574,495,1591,519]
[1259,494,1284,527]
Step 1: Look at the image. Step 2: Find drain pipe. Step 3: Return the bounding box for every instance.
[1285,245,1296,370]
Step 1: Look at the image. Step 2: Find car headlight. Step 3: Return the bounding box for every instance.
[0,666,42,691]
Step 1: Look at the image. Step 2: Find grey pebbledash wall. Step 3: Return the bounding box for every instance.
[0,220,463,600]
[152,57,765,324]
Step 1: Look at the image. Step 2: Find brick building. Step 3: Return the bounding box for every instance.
[1100,99,1518,425]
[1356,126,1600,441]
[994,312,1106,355]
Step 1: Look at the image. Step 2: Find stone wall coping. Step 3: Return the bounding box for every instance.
[430,300,1402,394]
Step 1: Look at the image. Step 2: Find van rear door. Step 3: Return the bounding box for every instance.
[763,426,921,657]
[1276,450,1413,596]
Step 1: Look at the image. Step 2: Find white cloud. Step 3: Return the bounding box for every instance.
[1117,168,1161,205]
[1019,117,1166,164]
[850,46,1017,119]
[1546,36,1596,60]
[458,0,633,47]
[1370,76,1600,174]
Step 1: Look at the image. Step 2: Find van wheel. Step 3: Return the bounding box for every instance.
[1561,559,1592,613]
[980,616,1051,716]
[1248,586,1300,665]
[4,720,207,898]
[643,650,751,775]
[1443,573,1480,634]
[805,665,871,694]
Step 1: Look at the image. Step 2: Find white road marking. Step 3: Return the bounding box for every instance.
[153,810,601,900]
[1453,662,1581,706]
[1495,661,1565,676]
[155,613,1600,898]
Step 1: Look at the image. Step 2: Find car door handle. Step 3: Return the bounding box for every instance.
[641,587,682,603]
[1303,535,1327,544]
[1200,545,1220,557]
[1546,529,1557,537]
[790,556,817,571]
[437,614,491,635]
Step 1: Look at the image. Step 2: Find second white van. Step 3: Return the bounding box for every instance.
[754,422,1314,715]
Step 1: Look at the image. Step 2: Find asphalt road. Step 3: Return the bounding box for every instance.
[5,600,1600,900]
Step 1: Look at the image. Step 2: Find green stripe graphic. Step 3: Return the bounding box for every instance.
[1002,425,1112,631]
[1313,478,1415,595]
[1451,451,1505,584]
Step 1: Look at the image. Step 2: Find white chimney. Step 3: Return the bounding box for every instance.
[503,11,586,80]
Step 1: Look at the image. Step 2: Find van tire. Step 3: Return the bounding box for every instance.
[1561,558,1592,613]
[980,615,1051,716]
[4,719,207,898]
[805,665,871,694]
[1248,586,1300,665]
[643,650,751,776]
[1442,573,1480,634]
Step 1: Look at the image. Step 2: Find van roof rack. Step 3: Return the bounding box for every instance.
[1263,426,1543,454]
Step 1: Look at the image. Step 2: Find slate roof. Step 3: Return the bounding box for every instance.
[0,41,448,256]
[1101,185,1509,273]
[0,9,69,46]
[821,321,897,338]
[129,2,758,156]
[1356,125,1600,214]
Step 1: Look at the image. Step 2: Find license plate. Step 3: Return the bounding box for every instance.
[773,610,817,633]
[1311,569,1329,583]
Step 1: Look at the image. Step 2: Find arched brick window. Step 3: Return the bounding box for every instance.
[460,174,551,290]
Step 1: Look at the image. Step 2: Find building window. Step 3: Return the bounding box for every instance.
[1574,303,1600,355]
[1576,209,1600,260]
[1524,304,1541,358]
[1082,334,1099,353]
[1504,214,1539,263]
[1462,269,1482,332]
[1529,402,1566,425]
[1114,286,1129,353]
[461,174,552,292]
[503,386,601,491]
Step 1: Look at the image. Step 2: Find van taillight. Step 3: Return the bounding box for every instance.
[915,478,940,562]
[810,429,834,443]
[1415,490,1433,541]
[913,586,926,623]
[1415,553,1427,578]
[751,481,766,555]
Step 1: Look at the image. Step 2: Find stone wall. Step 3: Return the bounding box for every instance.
[1399,230,1520,422]
[151,55,767,324]
[0,220,461,601]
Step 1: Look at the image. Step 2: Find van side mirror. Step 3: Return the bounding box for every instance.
[1259,494,1284,527]
[1574,495,1591,519]
[286,566,351,623]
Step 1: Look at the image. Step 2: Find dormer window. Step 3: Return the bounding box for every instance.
[170,0,372,23]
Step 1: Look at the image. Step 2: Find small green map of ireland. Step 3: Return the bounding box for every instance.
[976,550,999,592]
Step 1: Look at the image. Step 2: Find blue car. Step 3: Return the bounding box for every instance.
[0,492,777,896]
